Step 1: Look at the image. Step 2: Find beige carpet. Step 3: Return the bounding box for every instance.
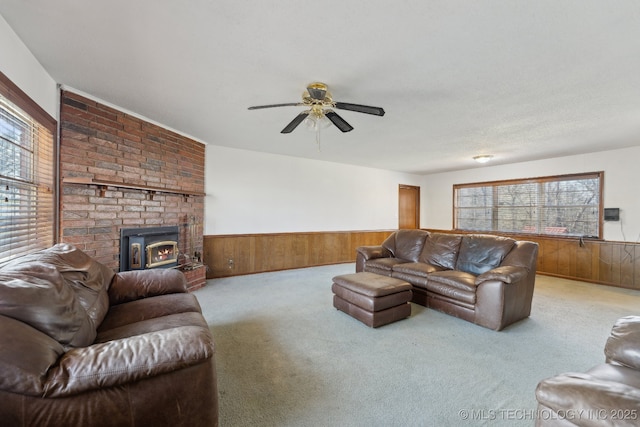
[194,264,640,427]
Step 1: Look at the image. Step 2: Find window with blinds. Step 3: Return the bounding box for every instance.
[0,74,56,265]
[454,172,603,238]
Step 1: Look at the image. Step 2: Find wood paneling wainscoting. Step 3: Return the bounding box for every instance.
[531,236,640,290]
[203,230,393,278]
[427,229,640,291]
[204,228,640,290]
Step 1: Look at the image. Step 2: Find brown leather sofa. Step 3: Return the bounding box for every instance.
[356,229,539,330]
[535,316,640,427]
[0,244,218,427]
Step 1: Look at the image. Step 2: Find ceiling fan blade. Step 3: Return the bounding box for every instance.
[281,112,309,134]
[334,102,385,116]
[248,103,302,110]
[325,111,354,133]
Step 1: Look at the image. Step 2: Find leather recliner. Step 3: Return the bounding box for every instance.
[0,244,218,426]
[535,315,640,427]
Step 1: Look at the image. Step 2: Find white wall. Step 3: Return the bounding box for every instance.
[0,14,58,118]
[205,145,423,235]
[421,146,640,242]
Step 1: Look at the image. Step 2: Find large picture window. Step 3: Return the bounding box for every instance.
[0,73,57,265]
[454,172,603,238]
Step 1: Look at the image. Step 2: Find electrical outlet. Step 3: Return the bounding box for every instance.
[227,258,234,269]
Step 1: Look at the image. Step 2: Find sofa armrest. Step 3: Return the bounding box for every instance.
[474,265,536,330]
[605,316,640,369]
[536,371,640,427]
[108,268,188,305]
[475,265,528,285]
[356,245,391,261]
[355,246,392,273]
[43,325,215,397]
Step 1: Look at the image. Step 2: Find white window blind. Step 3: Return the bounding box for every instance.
[0,81,56,265]
[454,172,602,238]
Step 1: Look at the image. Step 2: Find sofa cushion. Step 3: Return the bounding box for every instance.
[381,229,429,262]
[455,235,515,275]
[0,263,96,347]
[41,244,114,333]
[0,244,115,347]
[427,270,477,293]
[95,311,210,343]
[364,257,409,273]
[422,271,477,305]
[392,262,444,278]
[419,233,463,270]
[98,293,203,333]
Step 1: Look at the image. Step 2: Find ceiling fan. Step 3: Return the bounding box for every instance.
[248,82,385,134]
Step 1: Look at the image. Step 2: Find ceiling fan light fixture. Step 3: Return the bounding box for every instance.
[303,110,330,151]
[304,113,330,131]
[473,155,493,164]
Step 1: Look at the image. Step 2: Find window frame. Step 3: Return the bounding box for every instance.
[453,171,604,239]
[0,72,58,265]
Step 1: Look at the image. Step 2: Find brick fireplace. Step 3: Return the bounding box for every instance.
[59,90,206,290]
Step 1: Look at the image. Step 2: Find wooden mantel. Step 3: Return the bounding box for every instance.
[63,177,206,199]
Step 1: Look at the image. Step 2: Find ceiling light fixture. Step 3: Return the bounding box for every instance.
[304,110,331,151]
[473,155,493,164]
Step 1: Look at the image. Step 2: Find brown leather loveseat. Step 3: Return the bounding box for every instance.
[356,229,539,330]
[0,244,218,426]
[535,315,640,426]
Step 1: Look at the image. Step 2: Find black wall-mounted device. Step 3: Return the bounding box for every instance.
[604,208,620,221]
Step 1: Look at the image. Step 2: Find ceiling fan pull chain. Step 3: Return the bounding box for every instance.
[316,127,322,152]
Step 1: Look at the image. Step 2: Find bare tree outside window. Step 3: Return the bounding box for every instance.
[454,173,602,238]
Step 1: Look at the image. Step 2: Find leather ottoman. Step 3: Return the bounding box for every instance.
[332,272,412,327]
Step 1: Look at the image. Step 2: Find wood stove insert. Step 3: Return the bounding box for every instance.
[119,226,179,271]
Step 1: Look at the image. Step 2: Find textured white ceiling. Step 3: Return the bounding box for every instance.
[2,0,640,174]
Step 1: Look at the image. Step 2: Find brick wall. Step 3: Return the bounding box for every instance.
[59,90,206,288]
